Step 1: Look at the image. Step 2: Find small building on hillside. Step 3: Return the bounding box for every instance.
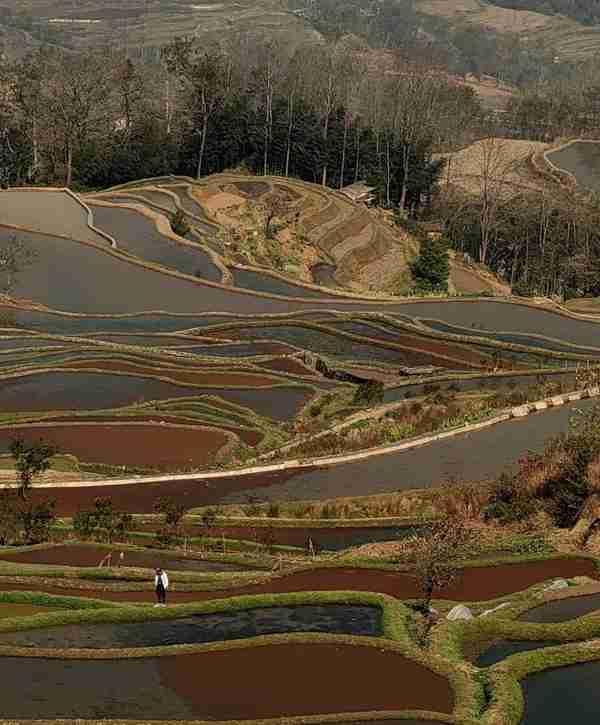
[340,181,376,205]
[415,221,444,241]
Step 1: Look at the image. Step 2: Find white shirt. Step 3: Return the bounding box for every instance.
[154,571,169,589]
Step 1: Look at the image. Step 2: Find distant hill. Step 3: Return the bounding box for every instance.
[416,0,600,62]
[0,0,322,59]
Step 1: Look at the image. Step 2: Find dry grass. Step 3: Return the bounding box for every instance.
[418,0,555,32]
[439,138,549,196]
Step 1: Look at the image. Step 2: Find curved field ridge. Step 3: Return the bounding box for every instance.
[0,557,593,604]
[0,543,253,573]
[22,392,600,515]
[89,202,223,284]
[0,188,113,246]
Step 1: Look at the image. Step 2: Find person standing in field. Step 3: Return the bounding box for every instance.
[154,567,169,606]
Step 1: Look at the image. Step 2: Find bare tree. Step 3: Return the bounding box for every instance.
[471,137,520,265]
[408,518,475,617]
[250,40,283,177]
[114,57,145,141]
[162,38,229,179]
[304,43,353,187]
[0,233,37,296]
[47,51,113,186]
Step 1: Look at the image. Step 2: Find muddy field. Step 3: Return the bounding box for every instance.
[0,423,229,467]
[0,643,453,719]
[1,558,594,604]
[0,544,254,572]
[28,398,600,515]
[0,371,198,411]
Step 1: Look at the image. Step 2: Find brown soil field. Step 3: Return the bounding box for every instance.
[28,470,297,516]
[42,415,263,447]
[0,424,229,467]
[159,643,454,718]
[56,360,282,387]
[1,559,594,604]
[0,544,253,573]
[449,262,510,296]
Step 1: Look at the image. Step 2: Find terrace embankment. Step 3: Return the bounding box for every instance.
[0,544,254,573]
[33,396,599,515]
[0,559,594,603]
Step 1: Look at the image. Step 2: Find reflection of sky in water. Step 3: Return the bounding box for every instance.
[547,141,600,193]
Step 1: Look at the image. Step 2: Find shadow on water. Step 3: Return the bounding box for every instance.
[521,659,600,724]
[476,640,560,668]
[520,593,600,624]
[0,605,381,649]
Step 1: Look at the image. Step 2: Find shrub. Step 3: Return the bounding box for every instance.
[484,474,537,523]
[267,502,280,518]
[19,499,56,545]
[353,380,384,406]
[9,437,57,499]
[73,497,132,544]
[0,492,19,545]
[170,208,190,237]
[153,497,187,548]
[512,281,536,297]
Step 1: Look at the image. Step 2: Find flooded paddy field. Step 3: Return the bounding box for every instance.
[2,558,594,604]
[29,397,600,515]
[90,205,222,283]
[476,640,561,668]
[0,423,230,467]
[0,605,380,648]
[546,141,600,193]
[0,643,453,720]
[520,659,600,725]
[520,593,600,623]
[0,543,254,572]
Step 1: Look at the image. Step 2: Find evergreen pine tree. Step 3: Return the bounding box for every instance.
[410,236,449,293]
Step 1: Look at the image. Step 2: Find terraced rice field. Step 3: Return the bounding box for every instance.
[3,179,600,725]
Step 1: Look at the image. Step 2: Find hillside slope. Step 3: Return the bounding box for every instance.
[0,0,321,57]
[417,0,600,61]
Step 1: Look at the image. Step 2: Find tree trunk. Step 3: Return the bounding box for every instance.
[285,91,294,178]
[354,122,361,183]
[65,141,73,188]
[385,137,391,208]
[321,112,330,187]
[399,145,409,210]
[165,78,171,136]
[196,117,208,180]
[30,115,39,180]
[339,115,348,190]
